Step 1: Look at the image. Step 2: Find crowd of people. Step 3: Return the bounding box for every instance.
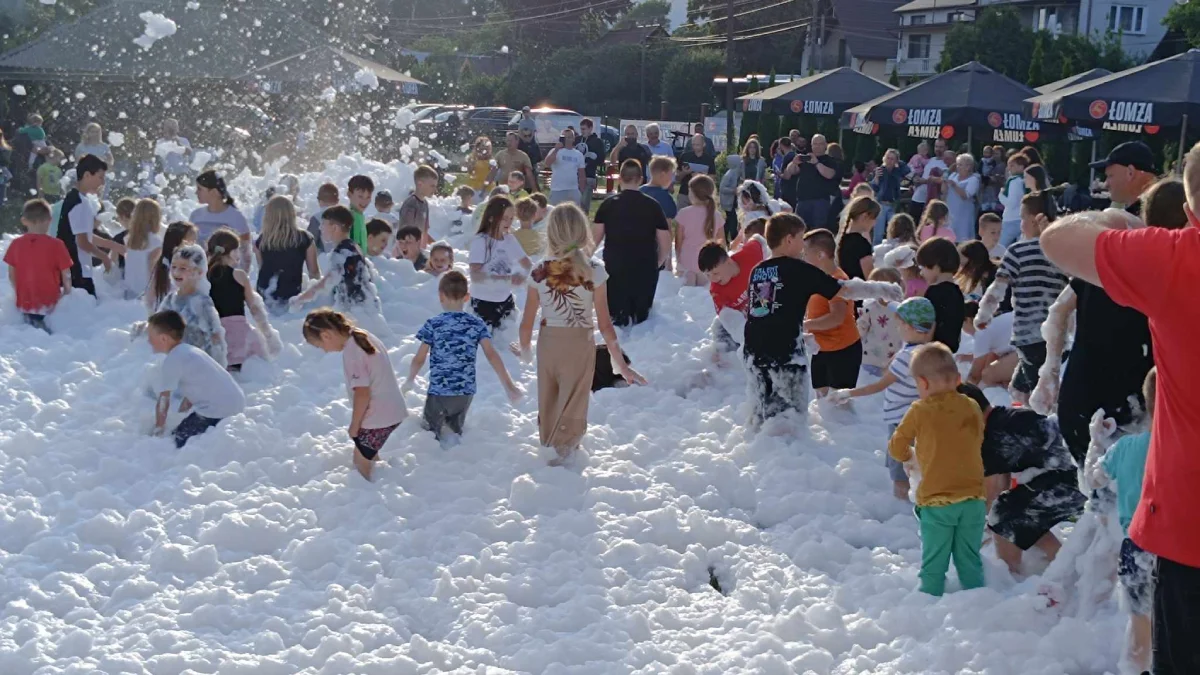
[6,103,1200,672]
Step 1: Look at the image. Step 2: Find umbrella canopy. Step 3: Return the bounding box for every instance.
[1025,49,1200,134]
[737,67,895,117]
[1034,68,1112,95]
[840,61,1055,143]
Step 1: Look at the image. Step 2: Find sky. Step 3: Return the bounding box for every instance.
[665,0,687,30]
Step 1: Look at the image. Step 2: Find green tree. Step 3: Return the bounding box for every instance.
[1028,34,1047,86]
[940,8,1032,79]
[616,0,672,29]
[1059,54,1076,80]
[1165,0,1200,48]
[889,67,900,87]
[661,47,723,117]
[757,68,779,140]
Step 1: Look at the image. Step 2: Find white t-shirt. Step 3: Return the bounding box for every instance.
[530,258,609,328]
[972,311,1015,358]
[468,232,528,303]
[125,231,163,298]
[161,343,246,419]
[988,242,1007,260]
[189,205,250,243]
[911,158,948,204]
[550,148,585,192]
[67,194,99,279]
[160,136,192,175]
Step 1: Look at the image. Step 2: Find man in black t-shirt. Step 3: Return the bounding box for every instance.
[609,124,653,184]
[516,127,543,191]
[578,118,607,213]
[743,213,843,428]
[781,134,838,229]
[594,159,672,327]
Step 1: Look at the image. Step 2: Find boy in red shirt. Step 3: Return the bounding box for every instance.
[4,199,73,331]
[698,234,768,354]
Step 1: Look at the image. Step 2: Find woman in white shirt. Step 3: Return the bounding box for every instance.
[943,153,981,243]
[517,204,646,465]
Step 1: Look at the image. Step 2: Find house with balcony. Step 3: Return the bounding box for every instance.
[800,0,907,81]
[889,0,977,82]
[977,0,1175,59]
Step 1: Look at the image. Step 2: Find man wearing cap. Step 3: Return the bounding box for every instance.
[1041,141,1158,464]
[1040,141,1200,674]
[516,107,543,192]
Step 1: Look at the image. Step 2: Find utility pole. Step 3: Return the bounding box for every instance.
[725,0,735,153]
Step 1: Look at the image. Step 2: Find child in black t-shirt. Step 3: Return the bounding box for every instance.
[742,214,852,428]
[957,384,1085,576]
[917,236,964,353]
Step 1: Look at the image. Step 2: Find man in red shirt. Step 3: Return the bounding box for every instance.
[1041,141,1200,674]
[698,234,768,353]
[4,198,73,332]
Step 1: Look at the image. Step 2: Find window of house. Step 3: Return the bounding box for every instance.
[910,14,926,25]
[1037,7,1058,31]
[1107,5,1145,34]
[907,34,931,59]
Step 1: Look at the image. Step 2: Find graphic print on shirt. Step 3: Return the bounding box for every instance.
[748,265,781,318]
[531,260,596,328]
[330,240,380,311]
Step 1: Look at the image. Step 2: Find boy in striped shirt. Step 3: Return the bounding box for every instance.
[974,191,1068,404]
[837,297,936,500]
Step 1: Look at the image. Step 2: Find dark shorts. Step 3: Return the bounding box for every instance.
[353,423,400,460]
[173,412,221,448]
[1118,537,1155,615]
[471,296,516,331]
[987,470,1086,550]
[75,277,96,297]
[22,313,49,332]
[810,341,862,390]
[745,357,809,427]
[1153,555,1200,672]
[423,395,473,439]
[1011,341,1047,394]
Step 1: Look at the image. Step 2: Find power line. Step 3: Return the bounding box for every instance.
[687,0,773,17]
[392,0,630,26]
[672,18,811,43]
[696,0,797,22]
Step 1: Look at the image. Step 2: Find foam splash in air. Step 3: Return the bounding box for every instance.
[133,12,178,51]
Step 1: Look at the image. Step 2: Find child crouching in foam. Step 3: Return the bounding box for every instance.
[406,270,522,445]
[303,309,406,481]
[206,228,281,371]
[887,343,986,596]
[148,310,245,448]
[836,297,935,499]
[157,243,227,368]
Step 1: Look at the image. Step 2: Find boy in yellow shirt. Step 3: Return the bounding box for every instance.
[512,196,544,257]
[888,342,986,596]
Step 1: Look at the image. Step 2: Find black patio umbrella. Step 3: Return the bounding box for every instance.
[1024,49,1200,164]
[737,67,895,117]
[1034,68,1112,95]
[840,61,1059,144]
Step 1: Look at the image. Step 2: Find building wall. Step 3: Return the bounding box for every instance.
[1078,0,1172,60]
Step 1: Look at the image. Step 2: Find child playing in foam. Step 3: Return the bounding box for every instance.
[206,228,281,371]
[156,244,227,368]
[303,308,406,481]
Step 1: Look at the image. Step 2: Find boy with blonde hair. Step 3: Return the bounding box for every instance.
[888,342,987,596]
[513,196,544,256]
[5,199,72,331]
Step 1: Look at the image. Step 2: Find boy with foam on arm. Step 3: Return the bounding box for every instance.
[5,199,72,332]
[801,229,863,396]
[888,343,987,596]
[836,297,935,500]
[697,233,768,355]
[346,174,374,251]
[55,154,111,297]
[290,206,381,315]
[401,165,438,246]
[406,271,521,444]
[148,310,246,448]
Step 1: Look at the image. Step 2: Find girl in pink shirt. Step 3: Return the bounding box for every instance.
[917,200,956,243]
[675,175,724,286]
[303,309,407,481]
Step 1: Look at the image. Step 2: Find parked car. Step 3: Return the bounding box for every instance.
[510,107,583,150]
[460,107,517,142]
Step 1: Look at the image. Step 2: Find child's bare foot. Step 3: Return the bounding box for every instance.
[353,449,374,481]
[549,447,572,467]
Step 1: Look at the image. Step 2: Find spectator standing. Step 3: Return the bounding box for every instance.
[1038,140,1200,674]
[870,148,911,244]
[675,133,716,210]
[978,145,1004,212]
[944,153,981,242]
[545,128,586,207]
[692,122,716,157]
[157,118,192,180]
[644,123,674,158]
[609,124,653,184]
[771,137,794,200]
[516,115,543,190]
[908,138,948,222]
[742,138,767,182]
[74,123,114,167]
[594,160,672,327]
[782,134,838,229]
[577,118,606,213]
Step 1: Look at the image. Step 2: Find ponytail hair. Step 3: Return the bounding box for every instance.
[689,174,718,240]
[205,228,241,273]
[919,200,950,230]
[545,203,595,284]
[196,170,235,207]
[302,308,377,354]
[838,195,881,239]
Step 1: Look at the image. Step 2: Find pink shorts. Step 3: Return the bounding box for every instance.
[221,315,265,367]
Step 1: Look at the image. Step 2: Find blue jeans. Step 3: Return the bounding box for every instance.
[795,198,831,232]
[875,203,895,244]
[1001,220,1022,247]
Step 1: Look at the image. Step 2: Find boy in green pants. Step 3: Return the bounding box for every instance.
[888,342,987,595]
